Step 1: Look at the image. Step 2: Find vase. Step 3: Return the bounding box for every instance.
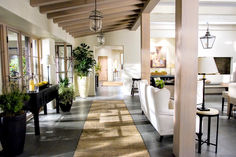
[78,76,90,98]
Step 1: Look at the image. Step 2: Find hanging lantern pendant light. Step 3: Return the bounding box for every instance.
[97,31,105,45]
[89,0,103,32]
[200,23,216,49]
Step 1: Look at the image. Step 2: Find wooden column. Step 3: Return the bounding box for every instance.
[0,25,9,93]
[141,13,150,83]
[38,39,42,82]
[64,42,67,78]
[173,0,199,157]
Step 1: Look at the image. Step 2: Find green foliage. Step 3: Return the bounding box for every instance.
[9,57,19,77]
[59,77,69,88]
[73,43,96,77]
[0,83,30,116]
[155,79,165,89]
[95,63,101,75]
[59,77,74,105]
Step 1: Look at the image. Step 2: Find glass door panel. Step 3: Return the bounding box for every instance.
[32,39,39,81]
[7,30,21,86]
[21,35,31,76]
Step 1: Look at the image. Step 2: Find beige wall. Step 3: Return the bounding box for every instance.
[75,29,141,95]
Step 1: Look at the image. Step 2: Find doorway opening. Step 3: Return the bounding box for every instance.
[95,46,124,87]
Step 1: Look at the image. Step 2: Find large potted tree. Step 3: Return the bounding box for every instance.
[73,43,96,98]
[0,83,30,156]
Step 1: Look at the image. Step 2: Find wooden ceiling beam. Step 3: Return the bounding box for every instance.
[131,0,160,30]
[47,0,145,19]
[53,5,141,23]
[68,20,135,33]
[72,25,131,38]
[40,0,121,14]
[70,23,131,36]
[73,27,130,38]
[58,11,138,27]
[63,16,137,30]
[30,0,71,7]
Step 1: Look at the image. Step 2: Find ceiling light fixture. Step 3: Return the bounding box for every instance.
[97,31,105,45]
[200,23,216,49]
[89,0,103,32]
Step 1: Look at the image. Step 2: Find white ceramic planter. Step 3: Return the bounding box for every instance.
[78,76,90,98]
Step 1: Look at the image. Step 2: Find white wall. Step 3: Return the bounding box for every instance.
[150,38,175,74]
[75,26,236,96]
[0,0,75,45]
[198,30,236,83]
[42,39,57,84]
[151,28,236,83]
[95,46,123,81]
[75,29,141,95]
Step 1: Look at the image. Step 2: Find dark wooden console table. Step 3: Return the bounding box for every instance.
[25,85,59,135]
[150,75,175,87]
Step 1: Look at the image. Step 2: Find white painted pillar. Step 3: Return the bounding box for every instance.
[42,38,56,84]
[42,38,56,109]
[173,0,199,157]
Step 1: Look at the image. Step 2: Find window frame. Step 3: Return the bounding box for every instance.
[55,44,73,84]
[0,24,42,91]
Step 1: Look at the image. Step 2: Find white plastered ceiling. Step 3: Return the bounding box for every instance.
[151,0,236,30]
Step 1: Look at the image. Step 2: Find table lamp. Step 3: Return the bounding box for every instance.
[198,57,219,111]
[41,55,55,84]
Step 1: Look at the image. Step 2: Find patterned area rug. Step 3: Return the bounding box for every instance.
[73,100,149,157]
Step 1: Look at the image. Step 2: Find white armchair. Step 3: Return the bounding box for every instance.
[138,80,149,118]
[228,83,236,119]
[146,85,174,141]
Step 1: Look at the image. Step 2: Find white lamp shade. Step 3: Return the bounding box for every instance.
[198,57,218,74]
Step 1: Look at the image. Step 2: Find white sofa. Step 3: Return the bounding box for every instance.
[138,80,174,141]
[146,86,174,137]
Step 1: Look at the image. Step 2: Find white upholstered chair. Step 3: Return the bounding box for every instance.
[146,85,174,141]
[197,80,203,105]
[228,83,236,119]
[138,80,149,118]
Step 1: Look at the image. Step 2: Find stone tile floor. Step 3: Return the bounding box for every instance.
[1,86,236,157]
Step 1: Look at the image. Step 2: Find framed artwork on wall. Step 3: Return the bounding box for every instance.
[150,46,166,68]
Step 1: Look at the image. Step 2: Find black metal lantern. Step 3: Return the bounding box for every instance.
[89,0,103,32]
[200,23,216,49]
[97,32,105,45]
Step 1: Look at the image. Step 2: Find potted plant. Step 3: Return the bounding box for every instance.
[73,43,96,98]
[0,83,30,156]
[155,79,165,89]
[58,77,75,112]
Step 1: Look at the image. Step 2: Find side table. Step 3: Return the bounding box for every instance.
[196,108,219,153]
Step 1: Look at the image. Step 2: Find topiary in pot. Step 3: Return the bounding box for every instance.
[0,83,30,156]
[58,77,75,112]
[73,43,96,98]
